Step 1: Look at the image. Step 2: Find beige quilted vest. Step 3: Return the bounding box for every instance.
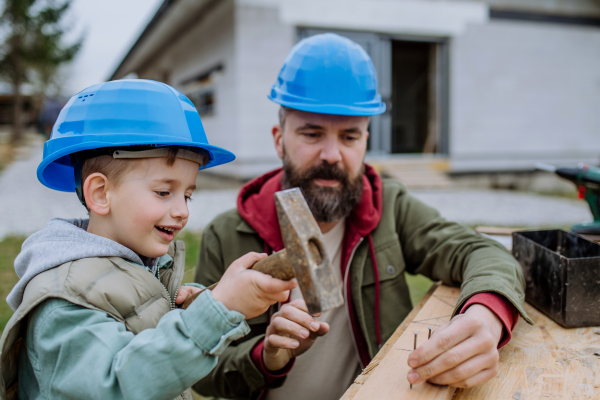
[0,241,193,400]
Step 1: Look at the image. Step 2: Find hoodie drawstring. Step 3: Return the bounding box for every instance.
[265,236,381,349]
[367,234,382,348]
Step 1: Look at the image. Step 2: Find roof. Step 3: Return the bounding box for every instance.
[109,0,218,80]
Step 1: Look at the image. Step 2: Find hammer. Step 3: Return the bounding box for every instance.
[182,188,344,314]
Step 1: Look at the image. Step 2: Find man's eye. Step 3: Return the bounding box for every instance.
[303,132,320,138]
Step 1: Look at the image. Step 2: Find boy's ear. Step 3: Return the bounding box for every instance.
[84,173,111,215]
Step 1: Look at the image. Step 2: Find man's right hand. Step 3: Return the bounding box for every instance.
[262,299,329,371]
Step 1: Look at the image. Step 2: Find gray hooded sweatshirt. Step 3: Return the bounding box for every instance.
[8,218,158,310]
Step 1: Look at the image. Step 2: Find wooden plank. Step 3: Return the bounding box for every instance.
[340,282,441,400]
[342,284,600,400]
[453,302,600,399]
[348,285,461,400]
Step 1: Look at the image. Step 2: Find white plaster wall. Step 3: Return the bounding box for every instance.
[141,0,240,157]
[465,0,600,16]
[234,2,295,163]
[450,20,600,171]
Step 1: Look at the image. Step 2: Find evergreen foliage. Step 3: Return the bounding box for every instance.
[0,0,82,142]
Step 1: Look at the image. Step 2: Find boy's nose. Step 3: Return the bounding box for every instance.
[171,197,190,220]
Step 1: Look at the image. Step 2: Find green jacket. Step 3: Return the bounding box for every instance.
[193,167,531,399]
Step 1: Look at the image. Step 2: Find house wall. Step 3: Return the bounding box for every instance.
[137,0,240,157]
[118,0,600,176]
[469,0,600,16]
[450,20,600,171]
[234,1,295,168]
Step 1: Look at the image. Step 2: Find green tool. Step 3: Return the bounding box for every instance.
[537,163,600,235]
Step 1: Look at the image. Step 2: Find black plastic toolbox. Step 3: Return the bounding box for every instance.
[512,229,600,328]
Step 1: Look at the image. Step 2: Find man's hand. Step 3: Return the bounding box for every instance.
[407,304,504,388]
[262,299,329,371]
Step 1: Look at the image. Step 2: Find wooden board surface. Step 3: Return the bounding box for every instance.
[344,284,461,400]
[453,303,600,399]
[341,285,600,400]
[340,282,441,400]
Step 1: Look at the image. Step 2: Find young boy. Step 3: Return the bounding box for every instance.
[0,80,295,400]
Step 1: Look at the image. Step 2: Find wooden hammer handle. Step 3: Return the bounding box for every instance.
[181,249,295,310]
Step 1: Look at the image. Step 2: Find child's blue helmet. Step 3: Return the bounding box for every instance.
[37,79,235,193]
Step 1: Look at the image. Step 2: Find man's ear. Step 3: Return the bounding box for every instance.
[272,125,284,160]
[84,173,111,216]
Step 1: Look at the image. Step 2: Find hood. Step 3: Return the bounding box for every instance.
[237,164,383,252]
[7,218,157,311]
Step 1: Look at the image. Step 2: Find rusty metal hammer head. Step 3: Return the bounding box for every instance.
[275,188,344,314]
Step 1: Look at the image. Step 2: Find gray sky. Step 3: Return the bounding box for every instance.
[65,0,164,95]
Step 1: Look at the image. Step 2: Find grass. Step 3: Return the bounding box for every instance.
[406,273,434,306]
[0,236,25,334]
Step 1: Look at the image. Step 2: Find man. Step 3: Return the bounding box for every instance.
[193,33,530,400]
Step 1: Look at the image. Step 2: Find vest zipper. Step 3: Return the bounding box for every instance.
[157,268,178,310]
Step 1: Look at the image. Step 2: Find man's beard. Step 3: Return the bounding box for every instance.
[281,152,364,223]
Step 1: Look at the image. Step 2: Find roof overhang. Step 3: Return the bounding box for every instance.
[110,0,217,80]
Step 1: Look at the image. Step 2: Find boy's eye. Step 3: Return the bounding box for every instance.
[185,195,193,203]
[156,191,170,197]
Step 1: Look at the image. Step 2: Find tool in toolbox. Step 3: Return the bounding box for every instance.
[182,187,344,314]
[536,163,600,236]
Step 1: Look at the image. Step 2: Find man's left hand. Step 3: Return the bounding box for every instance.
[406,304,504,388]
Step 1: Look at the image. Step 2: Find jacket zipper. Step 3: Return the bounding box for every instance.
[343,237,365,368]
[157,268,181,310]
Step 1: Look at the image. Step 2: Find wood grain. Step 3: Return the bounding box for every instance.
[340,285,600,400]
[340,282,441,400]
[347,285,461,400]
[452,302,600,400]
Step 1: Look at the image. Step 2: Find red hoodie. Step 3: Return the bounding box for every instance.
[238,166,517,376]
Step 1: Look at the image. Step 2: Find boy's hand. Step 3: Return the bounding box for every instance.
[211,252,297,319]
[262,299,329,371]
[406,304,503,388]
[175,286,202,306]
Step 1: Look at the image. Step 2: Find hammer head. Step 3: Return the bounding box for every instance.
[275,188,344,314]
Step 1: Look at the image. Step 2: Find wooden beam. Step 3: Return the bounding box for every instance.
[341,284,460,400]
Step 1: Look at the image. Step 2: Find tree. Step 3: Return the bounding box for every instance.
[0,0,82,143]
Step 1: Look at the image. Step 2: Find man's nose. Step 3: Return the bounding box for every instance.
[320,136,342,165]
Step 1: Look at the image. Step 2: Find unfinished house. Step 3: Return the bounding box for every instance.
[111,0,600,183]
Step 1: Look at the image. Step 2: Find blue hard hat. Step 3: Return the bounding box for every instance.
[37,79,235,192]
[268,33,386,116]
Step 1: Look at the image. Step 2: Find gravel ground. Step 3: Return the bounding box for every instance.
[0,143,592,241]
